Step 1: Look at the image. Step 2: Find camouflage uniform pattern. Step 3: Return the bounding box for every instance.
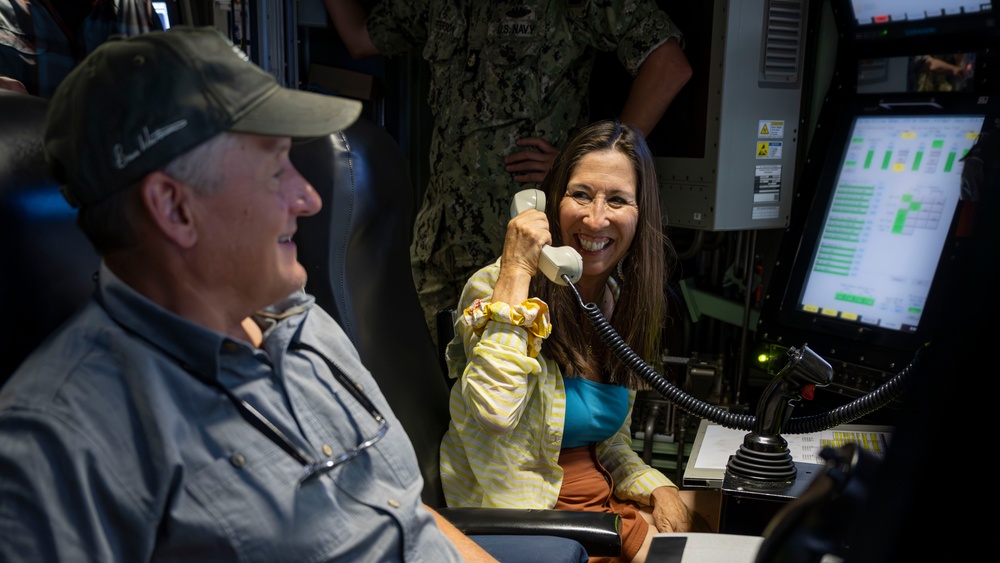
[368,0,682,341]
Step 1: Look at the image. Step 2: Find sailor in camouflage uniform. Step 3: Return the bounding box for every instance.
[326,0,691,346]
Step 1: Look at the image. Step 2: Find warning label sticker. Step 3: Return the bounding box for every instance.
[758,120,784,138]
[756,141,782,159]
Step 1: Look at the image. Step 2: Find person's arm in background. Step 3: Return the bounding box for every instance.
[426,504,500,563]
[505,136,562,184]
[507,39,691,184]
[619,37,692,137]
[0,75,28,94]
[923,55,955,74]
[922,54,969,78]
[322,0,380,58]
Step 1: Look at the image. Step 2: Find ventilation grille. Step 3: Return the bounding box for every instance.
[759,0,807,87]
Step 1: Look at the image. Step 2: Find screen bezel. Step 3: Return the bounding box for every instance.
[831,0,999,57]
[759,92,998,371]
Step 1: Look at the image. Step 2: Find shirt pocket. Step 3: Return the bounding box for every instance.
[182,451,350,563]
[478,31,542,123]
[422,10,466,116]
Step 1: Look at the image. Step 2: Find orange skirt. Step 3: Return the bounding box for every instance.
[555,445,649,563]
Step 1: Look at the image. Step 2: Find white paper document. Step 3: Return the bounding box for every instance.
[691,422,892,470]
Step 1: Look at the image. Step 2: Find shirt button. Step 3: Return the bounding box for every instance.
[322,444,334,457]
[230,454,246,468]
[224,341,239,352]
[387,499,401,508]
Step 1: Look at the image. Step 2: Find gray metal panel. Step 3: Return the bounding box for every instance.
[245,0,299,88]
[252,0,288,84]
[658,0,807,232]
[857,56,911,93]
[656,0,727,231]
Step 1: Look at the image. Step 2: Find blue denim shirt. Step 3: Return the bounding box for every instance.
[0,262,461,562]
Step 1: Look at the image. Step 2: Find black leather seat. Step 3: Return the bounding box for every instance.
[0,91,100,383]
[290,118,452,505]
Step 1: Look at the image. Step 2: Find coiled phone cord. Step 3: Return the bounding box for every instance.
[563,274,917,434]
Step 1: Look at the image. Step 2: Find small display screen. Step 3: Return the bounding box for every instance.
[153,1,173,30]
[851,0,991,26]
[838,0,997,54]
[796,112,984,333]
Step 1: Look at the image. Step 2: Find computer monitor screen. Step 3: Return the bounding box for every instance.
[834,0,998,54]
[152,1,180,30]
[851,0,990,25]
[760,93,998,373]
[797,112,982,333]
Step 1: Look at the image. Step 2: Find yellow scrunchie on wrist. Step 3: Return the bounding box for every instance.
[462,298,551,357]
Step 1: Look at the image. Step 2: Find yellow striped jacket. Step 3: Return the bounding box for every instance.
[439,259,676,509]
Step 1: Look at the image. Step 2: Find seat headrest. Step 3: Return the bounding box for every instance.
[1,92,100,383]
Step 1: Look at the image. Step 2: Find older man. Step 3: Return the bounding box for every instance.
[0,26,584,562]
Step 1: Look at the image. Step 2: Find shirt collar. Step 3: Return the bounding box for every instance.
[95,261,315,381]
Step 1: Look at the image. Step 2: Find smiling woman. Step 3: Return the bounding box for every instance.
[440,121,705,563]
[534,121,670,389]
[558,149,639,296]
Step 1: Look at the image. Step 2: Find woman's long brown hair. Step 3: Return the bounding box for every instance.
[529,120,676,387]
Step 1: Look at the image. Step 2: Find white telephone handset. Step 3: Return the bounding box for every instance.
[510,189,583,286]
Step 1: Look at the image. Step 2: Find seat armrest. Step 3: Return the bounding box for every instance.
[436,507,622,558]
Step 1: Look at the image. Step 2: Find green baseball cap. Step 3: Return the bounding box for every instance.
[44,26,363,208]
